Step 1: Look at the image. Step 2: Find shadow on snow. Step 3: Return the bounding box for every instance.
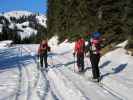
[101,63,128,79]
[0,47,35,71]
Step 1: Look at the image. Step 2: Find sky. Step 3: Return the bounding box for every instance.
[0,0,47,14]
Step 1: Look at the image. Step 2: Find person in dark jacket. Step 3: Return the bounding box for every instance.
[85,31,102,82]
[89,32,102,82]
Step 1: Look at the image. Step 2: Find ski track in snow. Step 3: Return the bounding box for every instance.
[0,46,46,100]
[54,48,132,99]
[17,45,131,100]
[40,70,59,100]
[0,47,26,100]
[14,46,42,100]
[21,46,59,100]
[0,42,133,100]
[50,53,124,100]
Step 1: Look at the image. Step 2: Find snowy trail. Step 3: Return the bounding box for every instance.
[24,46,90,100]
[0,41,133,100]
[0,46,54,100]
[40,70,59,100]
[20,45,60,100]
[0,47,22,100]
[24,43,132,100]
[49,53,122,100]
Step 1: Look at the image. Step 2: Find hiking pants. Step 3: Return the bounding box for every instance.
[77,54,84,71]
[90,53,100,79]
[40,53,48,68]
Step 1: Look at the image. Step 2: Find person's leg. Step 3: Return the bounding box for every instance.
[90,54,97,79]
[93,54,99,79]
[95,54,100,79]
[44,53,48,68]
[40,55,43,68]
[77,54,81,71]
[80,54,84,71]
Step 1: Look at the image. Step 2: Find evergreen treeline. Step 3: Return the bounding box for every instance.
[0,25,21,44]
[0,14,47,44]
[47,0,133,48]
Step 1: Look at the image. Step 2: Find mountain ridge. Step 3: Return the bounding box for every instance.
[0,11,47,43]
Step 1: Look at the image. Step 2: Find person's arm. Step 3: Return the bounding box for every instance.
[47,43,51,52]
[83,40,86,55]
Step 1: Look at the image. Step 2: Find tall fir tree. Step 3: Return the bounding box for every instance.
[47,0,133,44]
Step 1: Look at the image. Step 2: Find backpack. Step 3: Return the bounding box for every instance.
[75,38,85,54]
[85,32,101,53]
[38,42,48,54]
[90,38,101,54]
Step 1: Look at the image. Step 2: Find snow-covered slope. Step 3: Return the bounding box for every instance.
[3,11,46,27]
[4,11,32,19]
[0,40,13,49]
[100,47,133,100]
[36,15,46,27]
[48,40,133,100]
[0,39,133,100]
[0,11,46,39]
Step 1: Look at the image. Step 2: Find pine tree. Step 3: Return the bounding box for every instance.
[47,0,133,46]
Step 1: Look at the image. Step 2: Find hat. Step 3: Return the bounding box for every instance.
[92,32,101,38]
[85,32,91,35]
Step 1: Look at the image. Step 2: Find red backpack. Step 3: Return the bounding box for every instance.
[38,42,48,54]
[75,38,85,54]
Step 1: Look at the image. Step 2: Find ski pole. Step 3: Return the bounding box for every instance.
[50,53,54,67]
[74,54,76,72]
[37,54,40,70]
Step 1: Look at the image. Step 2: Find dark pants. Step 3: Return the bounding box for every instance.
[40,53,48,68]
[77,54,84,71]
[90,53,100,79]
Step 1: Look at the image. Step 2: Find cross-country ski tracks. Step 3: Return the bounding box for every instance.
[13,47,35,100]
[20,46,60,100]
[38,69,59,100]
[57,51,131,99]
[20,46,41,89]
[66,68,125,100]
[0,47,32,100]
[16,46,57,100]
[52,54,125,100]
[3,47,41,100]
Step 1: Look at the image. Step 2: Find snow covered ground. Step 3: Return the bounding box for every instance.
[0,40,13,49]
[0,39,133,100]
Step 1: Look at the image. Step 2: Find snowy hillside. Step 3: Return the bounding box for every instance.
[4,11,32,19]
[36,15,47,27]
[0,39,133,100]
[0,11,46,39]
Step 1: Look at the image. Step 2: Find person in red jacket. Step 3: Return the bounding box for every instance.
[38,39,50,69]
[73,36,85,72]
